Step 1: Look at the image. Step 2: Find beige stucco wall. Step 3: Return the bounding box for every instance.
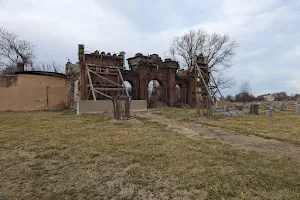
[78,100,147,114]
[0,74,67,111]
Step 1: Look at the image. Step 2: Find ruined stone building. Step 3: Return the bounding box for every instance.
[66,45,209,112]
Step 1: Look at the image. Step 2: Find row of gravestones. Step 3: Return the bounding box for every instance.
[217,104,300,117]
[265,104,300,117]
[215,103,300,116]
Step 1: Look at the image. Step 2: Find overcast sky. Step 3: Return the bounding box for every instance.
[0,0,299,95]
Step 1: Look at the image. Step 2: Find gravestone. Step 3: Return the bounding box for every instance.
[296,104,300,115]
[266,110,272,118]
[222,111,237,116]
[266,106,273,111]
[224,105,228,111]
[278,103,285,111]
[236,105,243,111]
[211,104,217,112]
[249,104,259,115]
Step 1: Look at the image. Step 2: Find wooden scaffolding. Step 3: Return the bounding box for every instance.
[194,62,223,117]
[85,64,130,119]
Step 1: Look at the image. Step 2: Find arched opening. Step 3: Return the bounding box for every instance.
[175,84,181,106]
[124,80,137,100]
[175,83,187,106]
[148,79,164,107]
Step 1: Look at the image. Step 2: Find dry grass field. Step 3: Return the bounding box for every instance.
[152,108,300,146]
[1,110,300,199]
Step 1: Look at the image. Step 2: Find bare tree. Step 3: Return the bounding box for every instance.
[0,27,35,74]
[30,61,63,73]
[235,81,255,104]
[239,81,251,94]
[169,28,238,89]
[273,92,288,101]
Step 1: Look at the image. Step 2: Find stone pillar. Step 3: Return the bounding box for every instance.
[80,64,86,100]
[168,70,176,106]
[181,84,188,105]
[66,63,80,109]
[138,68,147,101]
[78,44,86,100]
[187,71,196,106]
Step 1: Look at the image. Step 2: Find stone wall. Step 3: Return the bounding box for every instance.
[78,100,147,114]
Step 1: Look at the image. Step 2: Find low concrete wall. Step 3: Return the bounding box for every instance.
[0,74,67,111]
[78,100,147,114]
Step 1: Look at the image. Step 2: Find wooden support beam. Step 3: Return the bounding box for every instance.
[87,67,123,87]
[86,68,97,101]
[196,64,214,103]
[93,87,126,91]
[118,68,129,97]
[86,85,123,88]
[91,72,119,76]
[93,89,112,99]
[86,64,120,69]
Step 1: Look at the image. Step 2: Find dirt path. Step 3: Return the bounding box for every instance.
[136,112,300,163]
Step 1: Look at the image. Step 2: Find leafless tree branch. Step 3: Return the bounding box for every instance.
[0,27,35,74]
[169,28,238,89]
[31,61,63,73]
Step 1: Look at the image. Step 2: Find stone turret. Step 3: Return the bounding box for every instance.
[78,44,84,62]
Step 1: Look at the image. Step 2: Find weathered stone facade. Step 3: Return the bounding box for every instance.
[68,44,209,108]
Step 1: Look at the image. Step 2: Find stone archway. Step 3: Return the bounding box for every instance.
[175,84,181,106]
[124,80,138,100]
[148,79,165,107]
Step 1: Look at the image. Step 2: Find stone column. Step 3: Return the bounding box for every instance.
[168,70,176,106]
[138,67,147,101]
[181,83,188,105]
[187,71,196,106]
[78,44,86,100]
[80,64,86,100]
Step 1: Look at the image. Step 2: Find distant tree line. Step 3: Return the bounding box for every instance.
[221,81,300,102]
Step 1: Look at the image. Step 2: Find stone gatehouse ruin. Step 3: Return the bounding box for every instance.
[66,44,209,113]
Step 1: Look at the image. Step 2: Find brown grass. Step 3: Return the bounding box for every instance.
[152,108,300,146]
[1,110,300,199]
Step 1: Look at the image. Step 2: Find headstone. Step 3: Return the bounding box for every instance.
[249,104,259,115]
[230,111,238,116]
[222,111,237,116]
[237,105,243,111]
[266,106,273,111]
[296,104,300,115]
[211,104,217,112]
[266,110,272,118]
[249,104,253,114]
[279,103,285,111]
[224,105,228,111]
